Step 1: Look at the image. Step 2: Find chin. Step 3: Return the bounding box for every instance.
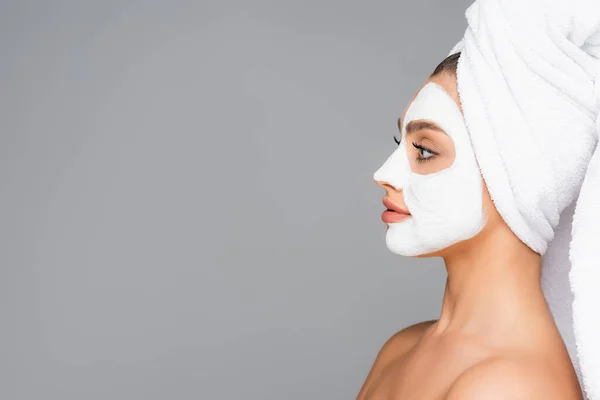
[384,232,466,259]
[413,250,441,258]
[384,214,487,259]
[387,245,454,259]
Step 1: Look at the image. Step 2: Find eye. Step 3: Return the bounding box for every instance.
[393,135,401,145]
[412,142,438,163]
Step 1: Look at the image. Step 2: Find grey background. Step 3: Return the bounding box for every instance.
[1,1,472,399]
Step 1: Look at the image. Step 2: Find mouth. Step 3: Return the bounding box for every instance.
[381,210,411,223]
[381,198,411,223]
[382,198,411,215]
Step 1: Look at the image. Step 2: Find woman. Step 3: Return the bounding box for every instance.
[356,53,585,400]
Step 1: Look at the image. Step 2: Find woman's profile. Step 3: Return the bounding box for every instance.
[355,53,585,400]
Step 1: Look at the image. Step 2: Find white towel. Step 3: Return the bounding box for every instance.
[448,0,600,398]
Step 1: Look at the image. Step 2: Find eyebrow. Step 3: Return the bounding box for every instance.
[397,118,448,136]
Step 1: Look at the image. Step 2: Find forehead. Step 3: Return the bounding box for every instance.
[400,75,461,125]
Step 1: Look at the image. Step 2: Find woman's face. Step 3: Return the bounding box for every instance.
[373,74,488,257]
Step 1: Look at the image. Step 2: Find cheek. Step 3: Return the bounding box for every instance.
[407,171,456,207]
[405,159,483,218]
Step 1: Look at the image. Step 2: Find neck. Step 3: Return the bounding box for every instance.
[431,226,550,345]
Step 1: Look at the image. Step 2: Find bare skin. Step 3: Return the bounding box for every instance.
[358,73,584,400]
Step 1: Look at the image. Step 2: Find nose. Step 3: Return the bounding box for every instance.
[373,148,409,190]
[374,178,394,191]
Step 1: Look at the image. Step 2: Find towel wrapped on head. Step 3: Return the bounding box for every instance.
[448,0,600,398]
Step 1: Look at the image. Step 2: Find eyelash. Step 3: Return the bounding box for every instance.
[392,135,438,163]
[412,142,438,163]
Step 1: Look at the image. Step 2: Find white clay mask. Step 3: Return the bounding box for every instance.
[373,82,487,256]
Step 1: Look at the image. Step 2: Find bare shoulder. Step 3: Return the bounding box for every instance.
[444,356,582,400]
[356,320,437,400]
[381,319,438,354]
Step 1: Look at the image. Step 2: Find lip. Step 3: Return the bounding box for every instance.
[381,198,411,224]
[381,210,411,223]
[382,198,411,215]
